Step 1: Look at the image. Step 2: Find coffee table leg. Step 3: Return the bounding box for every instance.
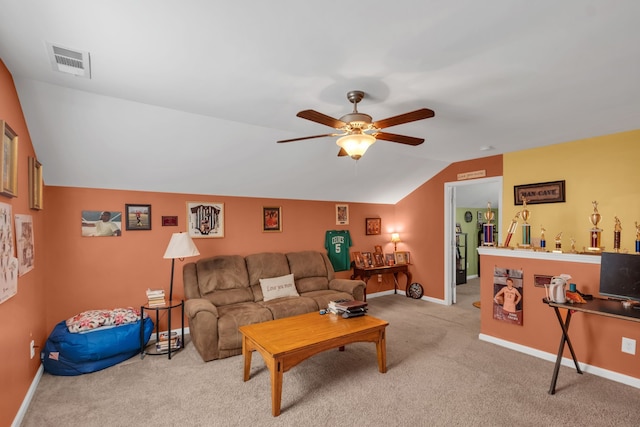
[376,329,387,373]
[270,358,284,416]
[242,336,252,382]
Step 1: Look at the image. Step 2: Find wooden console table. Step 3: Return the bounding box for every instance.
[545,298,640,394]
[351,263,411,300]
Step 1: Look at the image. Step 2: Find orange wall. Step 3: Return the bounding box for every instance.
[479,253,640,379]
[396,156,503,299]
[0,60,47,425]
[43,188,399,330]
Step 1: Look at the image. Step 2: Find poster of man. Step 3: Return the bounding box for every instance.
[493,267,524,325]
[81,210,122,236]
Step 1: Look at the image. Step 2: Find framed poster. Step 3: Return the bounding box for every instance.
[0,120,18,198]
[187,202,224,238]
[15,214,34,276]
[263,206,282,232]
[125,204,151,230]
[336,204,349,225]
[514,180,565,205]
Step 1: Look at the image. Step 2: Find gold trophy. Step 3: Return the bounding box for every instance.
[540,226,546,250]
[588,201,603,252]
[482,202,495,246]
[552,232,563,253]
[519,198,531,248]
[636,221,640,254]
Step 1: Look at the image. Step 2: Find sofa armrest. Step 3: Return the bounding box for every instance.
[184,298,219,319]
[329,279,366,302]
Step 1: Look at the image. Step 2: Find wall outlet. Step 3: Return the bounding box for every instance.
[622,337,636,355]
[377,274,382,282]
[30,340,35,359]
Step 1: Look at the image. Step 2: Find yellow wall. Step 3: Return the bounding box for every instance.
[503,131,640,251]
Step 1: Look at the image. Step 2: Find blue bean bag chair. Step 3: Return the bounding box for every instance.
[42,315,153,376]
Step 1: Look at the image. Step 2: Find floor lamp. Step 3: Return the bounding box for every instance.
[163,232,200,302]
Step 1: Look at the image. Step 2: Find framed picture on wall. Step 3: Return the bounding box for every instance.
[366,218,381,235]
[28,157,43,210]
[125,204,152,230]
[336,204,349,225]
[262,206,282,232]
[81,210,122,237]
[187,201,224,238]
[0,120,18,198]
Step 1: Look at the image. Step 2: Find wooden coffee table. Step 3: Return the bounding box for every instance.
[239,312,388,416]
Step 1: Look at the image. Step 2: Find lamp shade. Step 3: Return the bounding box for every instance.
[391,233,401,243]
[336,133,376,160]
[163,232,200,259]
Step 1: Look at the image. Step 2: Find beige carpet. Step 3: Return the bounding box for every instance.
[20,279,640,427]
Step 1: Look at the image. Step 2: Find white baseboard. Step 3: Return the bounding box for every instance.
[479,333,640,390]
[12,364,43,427]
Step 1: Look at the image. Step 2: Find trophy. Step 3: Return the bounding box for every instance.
[635,221,640,254]
[520,198,531,247]
[503,212,520,247]
[540,226,546,249]
[613,216,622,253]
[553,232,563,253]
[482,202,495,246]
[588,201,603,252]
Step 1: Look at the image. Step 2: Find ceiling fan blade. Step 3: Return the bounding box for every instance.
[277,133,340,143]
[297,110,347,129]
[375,132,425,146]
[373,108,435,129]
[337,147,348,157]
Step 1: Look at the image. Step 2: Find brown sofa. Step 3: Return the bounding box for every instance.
[183,251,366,362]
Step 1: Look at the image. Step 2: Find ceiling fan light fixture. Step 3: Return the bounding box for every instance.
[336,133,376,160]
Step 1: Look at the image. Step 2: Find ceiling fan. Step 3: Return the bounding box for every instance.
[277,90,435,160]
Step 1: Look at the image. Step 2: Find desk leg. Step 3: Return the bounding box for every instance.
[549,307,583,395]
[393,273,399,294]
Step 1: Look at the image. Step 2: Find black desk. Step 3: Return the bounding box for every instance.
[545,298,640,394]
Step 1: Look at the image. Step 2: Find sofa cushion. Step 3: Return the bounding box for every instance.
[259,274,300,301]
[246,252,291,301]
[195,256,253,306]
[259,296,318,319]
[217,303,273,351]
[286,251,330,293]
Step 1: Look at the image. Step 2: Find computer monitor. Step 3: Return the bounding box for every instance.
[598,252,640,302]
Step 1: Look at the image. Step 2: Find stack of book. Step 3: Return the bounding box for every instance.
[156,331,181,352]
[146,288,166,307]
[327,299,368,318]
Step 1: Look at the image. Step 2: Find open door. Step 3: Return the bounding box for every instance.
[444,177,502,305]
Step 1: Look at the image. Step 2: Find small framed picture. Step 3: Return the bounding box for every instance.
[455,223,462,234]
[263,206,282,232]
[374,245,383,254]
[336,204,349,225]
[352,251,365,268]
[366,218,381,235]
[373,252,385,267]
[125,204,151,230]
[385,253,395,266]
[394,251,409,265]
[162,216,178,226]
[361,251,373,267]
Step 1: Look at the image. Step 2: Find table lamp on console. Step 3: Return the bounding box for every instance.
[391,233,401,252]
[163,232,200,302]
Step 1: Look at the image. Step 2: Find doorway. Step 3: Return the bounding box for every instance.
[444,177,502,305]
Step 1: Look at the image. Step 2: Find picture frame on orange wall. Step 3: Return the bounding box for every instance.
[125,204,151,230]
[187,201,224,238]
[336,204,349,225]
[0,120,18,198]
[262,206,282,232]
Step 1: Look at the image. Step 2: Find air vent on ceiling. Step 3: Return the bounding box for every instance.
[47,42,91,78]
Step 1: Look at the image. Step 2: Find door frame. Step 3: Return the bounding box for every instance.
[443,176,503,305]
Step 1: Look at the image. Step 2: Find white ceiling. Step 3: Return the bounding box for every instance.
[0,1,638,204]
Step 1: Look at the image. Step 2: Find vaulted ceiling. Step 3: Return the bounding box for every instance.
[1,1,638,204]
